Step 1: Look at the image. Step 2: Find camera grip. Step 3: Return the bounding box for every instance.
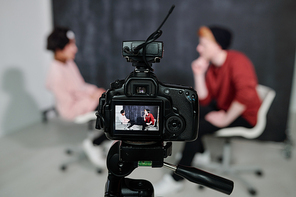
[175,164,234,195]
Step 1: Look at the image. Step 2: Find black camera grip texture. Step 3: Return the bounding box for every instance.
[175,164,234,195]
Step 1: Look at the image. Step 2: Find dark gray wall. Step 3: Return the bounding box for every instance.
[52,0,296,142]
[123,106,158,125]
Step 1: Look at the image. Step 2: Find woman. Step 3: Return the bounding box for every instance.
[46,27,105,120]
[46,27,108,168]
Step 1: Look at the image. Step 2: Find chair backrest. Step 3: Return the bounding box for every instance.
[215,84,276,139]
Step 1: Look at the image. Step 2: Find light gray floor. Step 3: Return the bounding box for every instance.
[0,114,295,197]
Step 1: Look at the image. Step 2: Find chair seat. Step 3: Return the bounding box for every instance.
[215,84,276,139]
[215,126,262,139]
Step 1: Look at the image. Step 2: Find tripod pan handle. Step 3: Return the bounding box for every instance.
[175,165,234,195]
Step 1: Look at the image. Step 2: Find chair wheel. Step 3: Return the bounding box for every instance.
[248,188,257,196]
[66,149,73,155]
[255,170,263,177]
[217,156,223,163]
[285,151,292,159]
[97,168,103,174]
[60,165,67,171]
[198,185,205,190]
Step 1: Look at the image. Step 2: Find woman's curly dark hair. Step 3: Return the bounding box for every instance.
[46,26,71,52]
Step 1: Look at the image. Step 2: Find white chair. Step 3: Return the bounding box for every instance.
[203,85,276,196]
[41,109,107,173]
[60,111,105,173]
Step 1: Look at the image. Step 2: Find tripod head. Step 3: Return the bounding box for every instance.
[104,141,234,196]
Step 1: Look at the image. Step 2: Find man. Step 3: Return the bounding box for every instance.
[154,25,261,196]
[142,109,155,130]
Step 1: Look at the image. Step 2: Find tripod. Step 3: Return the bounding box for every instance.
[104,141,234,197]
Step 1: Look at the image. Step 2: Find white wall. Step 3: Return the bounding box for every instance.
[290,50,296,114]
[0,0,53,136]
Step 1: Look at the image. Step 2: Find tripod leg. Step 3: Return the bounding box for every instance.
[104,172,122,197]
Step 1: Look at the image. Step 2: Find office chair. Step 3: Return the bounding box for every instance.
[60,111,107,174]
[41,109,107,174]
[201,85,276,195]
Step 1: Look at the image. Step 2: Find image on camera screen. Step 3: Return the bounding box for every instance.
[115,105,160,132]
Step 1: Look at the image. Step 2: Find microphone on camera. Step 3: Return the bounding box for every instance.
[132,5,175,71]
[155,4,175,32]
[134,4,175,53]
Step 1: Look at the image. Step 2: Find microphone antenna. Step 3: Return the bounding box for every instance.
[133,5,175,71]
[156,5,175,32]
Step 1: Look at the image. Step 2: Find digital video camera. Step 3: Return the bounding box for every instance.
[95,7,199,142]
[96,40,199,142]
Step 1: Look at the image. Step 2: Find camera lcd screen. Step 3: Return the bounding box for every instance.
[114,102,161,137]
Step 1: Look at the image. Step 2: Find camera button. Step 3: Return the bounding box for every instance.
[179,90,183,94]
[185,91,190,96]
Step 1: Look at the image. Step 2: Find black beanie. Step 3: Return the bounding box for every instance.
[209,26,232,50]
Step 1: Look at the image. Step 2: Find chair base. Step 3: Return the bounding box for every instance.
[198,138,263,196]
[60,144,103,174]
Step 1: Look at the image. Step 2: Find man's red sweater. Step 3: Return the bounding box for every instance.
[145,113,155,125]
[199,50,261,126]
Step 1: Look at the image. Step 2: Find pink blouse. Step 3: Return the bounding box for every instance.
[46,60,99,120]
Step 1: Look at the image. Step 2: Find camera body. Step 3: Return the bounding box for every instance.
[96,41,199,142]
